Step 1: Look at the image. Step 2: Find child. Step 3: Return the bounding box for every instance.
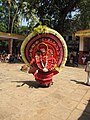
[85,61,90,85]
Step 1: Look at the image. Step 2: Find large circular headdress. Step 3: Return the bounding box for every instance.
[21,25,67,72]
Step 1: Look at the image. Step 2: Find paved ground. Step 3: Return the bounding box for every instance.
[0,63,90,120]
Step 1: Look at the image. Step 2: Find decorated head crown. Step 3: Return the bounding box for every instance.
[37,42,48,52]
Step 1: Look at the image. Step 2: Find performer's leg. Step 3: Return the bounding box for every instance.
[37,79,53,87]
[86,72,90,85]
[88,72,90,85]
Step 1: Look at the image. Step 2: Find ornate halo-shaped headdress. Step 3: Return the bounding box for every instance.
[21,25,67,72]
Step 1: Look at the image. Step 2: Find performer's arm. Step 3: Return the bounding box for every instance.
[30,58,35,65]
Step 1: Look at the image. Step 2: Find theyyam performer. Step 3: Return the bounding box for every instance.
[21,25,67,87]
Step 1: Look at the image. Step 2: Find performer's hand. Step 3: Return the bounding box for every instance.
[43,68,48,72]
[34,70,38,76]
[36,70,38,73]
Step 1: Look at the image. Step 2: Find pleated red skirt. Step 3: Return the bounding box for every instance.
[33,70,58,85]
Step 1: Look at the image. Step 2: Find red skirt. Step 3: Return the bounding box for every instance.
[33,70,58,85]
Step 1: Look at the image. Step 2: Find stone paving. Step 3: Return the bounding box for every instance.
[0,63,90,120]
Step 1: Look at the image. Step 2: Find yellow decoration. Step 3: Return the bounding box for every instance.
[34,25,49,33]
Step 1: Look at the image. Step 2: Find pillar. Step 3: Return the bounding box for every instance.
[78,36,84,64]
[8,38,13,54]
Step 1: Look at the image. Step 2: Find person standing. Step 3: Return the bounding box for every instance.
[82,55,86,64]
[85,61,90,85]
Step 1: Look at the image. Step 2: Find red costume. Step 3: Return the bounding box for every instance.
[29,43,58,86]
[21,26,67,87]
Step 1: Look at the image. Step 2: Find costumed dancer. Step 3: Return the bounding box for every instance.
[20,25,67,87]
[29,43,58,87]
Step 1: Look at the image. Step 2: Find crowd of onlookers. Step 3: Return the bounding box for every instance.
[66,51,78,66]
[0,51,90,66]
[0,53,23,63]
[66,51,90,66]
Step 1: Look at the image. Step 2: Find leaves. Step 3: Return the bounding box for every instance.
[0,0,90,35]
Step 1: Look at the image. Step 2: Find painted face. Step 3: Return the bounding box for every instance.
[40,48,46,56]
[37,43,48,56]
[35,54,39,58]
[35,50,42,60]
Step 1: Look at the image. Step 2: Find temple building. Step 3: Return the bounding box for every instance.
[75,29,90,64]
[0,32,25,54]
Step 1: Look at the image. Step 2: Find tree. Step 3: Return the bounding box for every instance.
[1,0,90,35]
[0,0,39,34]
[26,0,81,33]
[74,0,90,30]
[20,0,90,35]
[0,0,8,32]
[0,0,24,33]
[64,0,90,35]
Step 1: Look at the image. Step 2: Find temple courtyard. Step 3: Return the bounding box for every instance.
[0,63,90,120]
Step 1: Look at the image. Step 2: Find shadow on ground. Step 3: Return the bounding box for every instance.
[11,80,50,88]
[70,79,90,86]
[78,100,90,120]
[12,80,39,88]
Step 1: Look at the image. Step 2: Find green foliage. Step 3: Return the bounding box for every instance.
[64,0,90,35]
[0,0,24,33]
[21,0,81,33]
[18,25,29,35]
[0,0,90,35]
[0,23,7,32]
[78,0,90,29]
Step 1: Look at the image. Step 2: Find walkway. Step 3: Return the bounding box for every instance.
[0,63,90,120]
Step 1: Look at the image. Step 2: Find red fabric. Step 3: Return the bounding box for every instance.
[30,57,43,70]
[34,70,53,84]
[43,56,56,71]
[33,69,58,85]
[30,58,35,65]
[29,43,59,85]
